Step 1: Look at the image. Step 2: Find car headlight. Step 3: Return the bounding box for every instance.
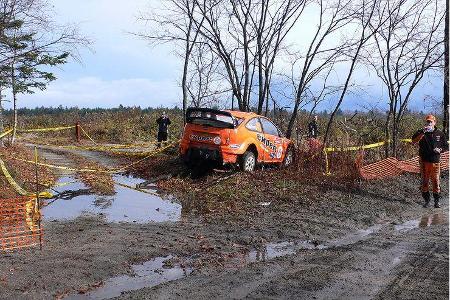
[213,137,222,145]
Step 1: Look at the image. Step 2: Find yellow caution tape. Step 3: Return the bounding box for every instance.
[325,138,417,153]
[0,128,13,139]
[38,180,78,189]
[11,158,113,173]
[17,125,76,133]
[79,125,166,148]
[27,140,172,153]
[325,141,386,152]
[79,125,99,145]
[109,140,180,169]
[0,157,53,199]
[11,140,180,174]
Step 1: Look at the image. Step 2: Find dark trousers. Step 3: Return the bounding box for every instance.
[157,131,168,148]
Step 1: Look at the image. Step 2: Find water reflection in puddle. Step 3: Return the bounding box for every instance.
[242,224,381,263]
[394,213,448,231]
[66,256,192,300]
[43,175,181,223]
[245,240,326,263]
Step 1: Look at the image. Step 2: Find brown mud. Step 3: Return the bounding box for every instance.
[0,146,448,299]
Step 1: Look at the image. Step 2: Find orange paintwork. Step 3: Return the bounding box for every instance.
[180,109,292,165]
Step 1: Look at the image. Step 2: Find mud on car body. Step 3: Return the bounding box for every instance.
[180,107,294,171]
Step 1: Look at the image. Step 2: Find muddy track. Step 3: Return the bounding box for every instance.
[1,148,448,299]
[115,211,448,300]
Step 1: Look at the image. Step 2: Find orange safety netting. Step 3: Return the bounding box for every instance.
[359,151,449,180]
[0,197,43,251]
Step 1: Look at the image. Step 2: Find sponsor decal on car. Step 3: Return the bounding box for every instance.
[257,134,277,152]
[190,134,214,143]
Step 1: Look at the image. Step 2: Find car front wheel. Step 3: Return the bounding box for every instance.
[240,151,256,172]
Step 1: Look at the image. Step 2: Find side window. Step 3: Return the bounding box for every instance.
[260,118,280,136]
[245,118,262,133]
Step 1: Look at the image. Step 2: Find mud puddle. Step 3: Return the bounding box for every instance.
[238,213,447,264]
[35,146,181,223]
[43,175,181,223]
[65,223,395,297]
[394,212,448,231]
[239,224,382,264]
[66,255,192,300]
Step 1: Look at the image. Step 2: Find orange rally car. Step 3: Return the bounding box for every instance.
[180,107,294,171]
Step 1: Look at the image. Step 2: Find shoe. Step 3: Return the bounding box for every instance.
[422,191,431,208]
[433,193,441,208]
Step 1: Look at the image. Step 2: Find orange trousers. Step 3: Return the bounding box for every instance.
[420,160,440,193]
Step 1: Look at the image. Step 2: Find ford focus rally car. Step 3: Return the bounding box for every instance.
[180,107,294,171]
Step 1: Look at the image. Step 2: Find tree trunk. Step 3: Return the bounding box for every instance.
[11,89,17,145]
[323,52,360,147]
[0,89,4,147]
[384,112,392,158]
[392,117,398,157]
[444,0,449,140]
[264,91,269,116]
[11,60,18,145]
[182,47,189,125]
[231,93,234,110]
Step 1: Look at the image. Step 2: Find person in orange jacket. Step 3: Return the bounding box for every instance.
[411,114,446,208]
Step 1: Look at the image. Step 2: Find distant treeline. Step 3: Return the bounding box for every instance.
[2,105,439,120]
[2,105,184,117]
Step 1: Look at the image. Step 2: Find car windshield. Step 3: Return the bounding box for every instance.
[187,110,236,128]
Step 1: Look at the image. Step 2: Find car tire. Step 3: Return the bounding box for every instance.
[283,146,294,167]
[240,151,256,172]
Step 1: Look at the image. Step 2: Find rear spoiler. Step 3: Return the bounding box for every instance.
[186,107,236,128]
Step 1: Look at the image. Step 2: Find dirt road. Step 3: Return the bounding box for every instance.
[120,210,447,299]
[0,148,448,299]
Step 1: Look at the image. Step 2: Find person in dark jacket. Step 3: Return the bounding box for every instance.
[308,115,319,138]
[412,114,446,208]
[156,112,171,148]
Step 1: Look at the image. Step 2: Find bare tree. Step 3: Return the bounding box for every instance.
[136,0,204,124]
[274,59,341,138]
[323,0,381,146]
[186,41,230,108]
[193,0,308,112]
[364,0,445,156]
[285,0,355,138]
[444,0,449,140]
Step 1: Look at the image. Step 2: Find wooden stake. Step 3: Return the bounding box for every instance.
[76,122,81,143]
[34,146,42,250]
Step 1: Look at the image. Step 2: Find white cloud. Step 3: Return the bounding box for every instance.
[14,77,181,108]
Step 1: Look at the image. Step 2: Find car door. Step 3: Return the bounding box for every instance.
[244,117,265,162]
[259,118,284,163]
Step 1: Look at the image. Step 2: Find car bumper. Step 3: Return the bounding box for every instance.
[181,146,238,164]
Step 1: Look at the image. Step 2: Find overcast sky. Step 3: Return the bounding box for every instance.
[3,0,443,113]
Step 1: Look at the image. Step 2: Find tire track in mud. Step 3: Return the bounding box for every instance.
[114,211,448,300]
[374,235,448,300]
[42,149,449,299]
